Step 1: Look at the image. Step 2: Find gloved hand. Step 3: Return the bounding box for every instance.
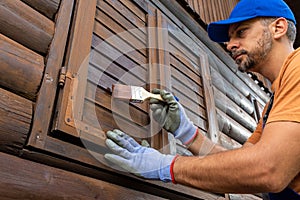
[104,129,176,182]
[149,89,198,145]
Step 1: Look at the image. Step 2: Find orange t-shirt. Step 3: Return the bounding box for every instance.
[247,47,300,193]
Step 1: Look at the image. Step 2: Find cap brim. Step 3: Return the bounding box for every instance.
[207,16,255,43]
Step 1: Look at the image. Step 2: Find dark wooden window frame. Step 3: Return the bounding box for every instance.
[27,0,222,167]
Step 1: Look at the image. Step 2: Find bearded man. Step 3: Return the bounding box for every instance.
[104,0,300,199]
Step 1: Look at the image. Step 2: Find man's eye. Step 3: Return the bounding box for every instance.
[237,29,246,37]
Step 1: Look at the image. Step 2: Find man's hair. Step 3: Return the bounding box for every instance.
[261,17,296,44]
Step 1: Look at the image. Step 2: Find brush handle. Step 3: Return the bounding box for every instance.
[147,93,164,101]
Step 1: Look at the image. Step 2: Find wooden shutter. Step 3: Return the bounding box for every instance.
[51,0,153,150]
[50,0,220,156]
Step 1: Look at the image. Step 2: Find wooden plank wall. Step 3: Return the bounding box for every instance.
[169,33,208,134]
[182,0,239,24]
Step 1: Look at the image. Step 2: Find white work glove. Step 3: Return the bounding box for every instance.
[149,89,198,145]
[104,129,176,182]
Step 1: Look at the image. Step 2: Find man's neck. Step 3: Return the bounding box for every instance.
[258,44,294,83]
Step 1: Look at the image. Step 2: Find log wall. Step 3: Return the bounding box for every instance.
[0,0,55,55]
[0,88,31,155]
[0,0,59,101]
[0,34,44,100]
[0,0,60,159]
[0,152,167,200]
[0,0,59,156]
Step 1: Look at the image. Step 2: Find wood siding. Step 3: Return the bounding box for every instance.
[182,0,239,24]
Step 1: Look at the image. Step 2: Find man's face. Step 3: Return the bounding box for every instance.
[227,18,273,73]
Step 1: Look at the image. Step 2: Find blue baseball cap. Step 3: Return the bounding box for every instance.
[207,0,296,43]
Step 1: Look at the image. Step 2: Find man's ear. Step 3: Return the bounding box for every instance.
[271,17,288,40]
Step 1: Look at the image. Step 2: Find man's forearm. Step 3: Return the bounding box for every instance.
[172,144,275,194]
[187,129,226,156]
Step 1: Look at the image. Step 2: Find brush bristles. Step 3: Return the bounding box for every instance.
[112,84,159,103]
[130,86,144,102]
[112,84,132,100]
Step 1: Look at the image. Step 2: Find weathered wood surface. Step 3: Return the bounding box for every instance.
[229,194,263,200]
[28,0,74,148]
[53,0,97,138]
[182,0,239,24]
[217,108,252,144]
[0,88,31,155]
[147,8,170,151]
[0,34,44,100]
[168,27,209,133]
[0,0,55,54]
[0,152,167,200]
[210,65,255,115]
[214,87,257,132]
[21,0,61,20]
[219,132,242,149]
[199,54,220,143]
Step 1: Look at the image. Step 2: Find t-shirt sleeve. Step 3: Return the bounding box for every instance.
[247,50,300,144]
[246,117,263,144]
[268,51,300,124]
[246,102,270,144]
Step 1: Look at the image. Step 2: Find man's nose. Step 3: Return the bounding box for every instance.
[226,38,240,52]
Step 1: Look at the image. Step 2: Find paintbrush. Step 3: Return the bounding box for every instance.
[112,84,163,103]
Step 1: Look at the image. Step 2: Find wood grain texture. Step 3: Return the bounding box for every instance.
[0,0,55,54]
[0,88,31,155]
[182,0,239,24]
[0,152,167,200]
[217,108,252,144]
[0,34,44,100]
[21,0,60,20]
[28,0,74,148]
[214,88,257,132]
[53,0,97,138]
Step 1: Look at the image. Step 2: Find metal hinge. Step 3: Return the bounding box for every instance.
[58,66,67,87]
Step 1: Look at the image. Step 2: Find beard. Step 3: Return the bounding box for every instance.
[232,29,273,73]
